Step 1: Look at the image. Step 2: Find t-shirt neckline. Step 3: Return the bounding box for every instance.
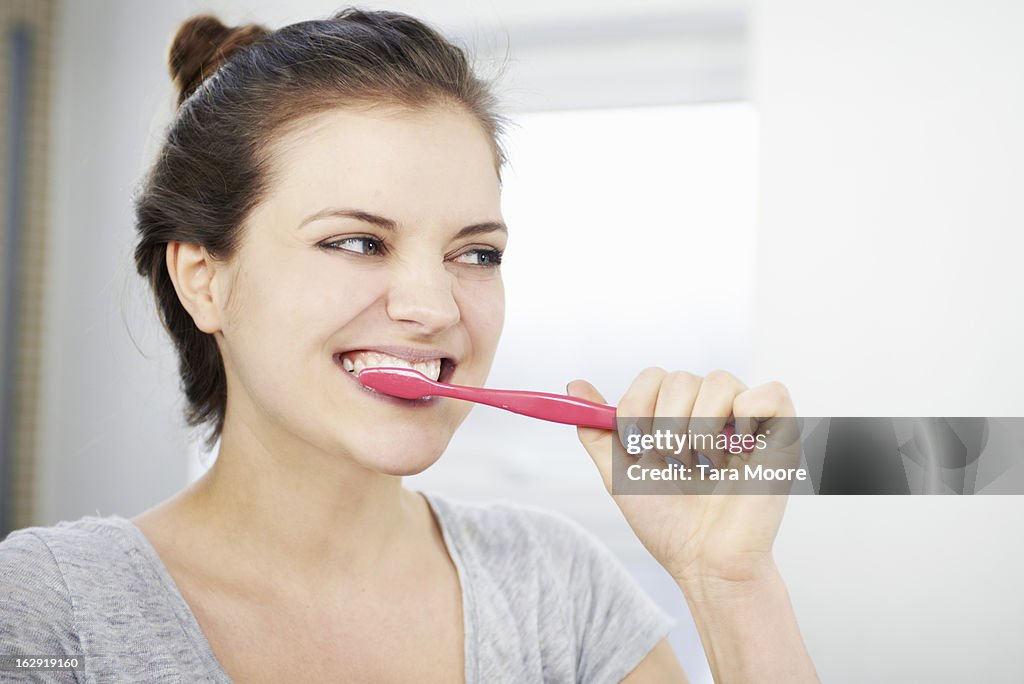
[107,489,475,682]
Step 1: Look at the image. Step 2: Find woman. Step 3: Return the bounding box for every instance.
[0,8,817,682]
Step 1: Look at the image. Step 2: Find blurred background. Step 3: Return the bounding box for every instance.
[1,0,1022,681]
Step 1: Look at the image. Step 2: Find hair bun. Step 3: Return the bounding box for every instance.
[168,14,269,106]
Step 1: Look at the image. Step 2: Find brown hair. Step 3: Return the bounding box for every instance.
[134,8,508,449]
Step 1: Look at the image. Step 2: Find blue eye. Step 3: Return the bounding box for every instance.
[453,249,503,267]
[320,236,384,256]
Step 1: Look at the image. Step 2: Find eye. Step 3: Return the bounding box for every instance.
[452,248,503,267]
[320,236,385,256]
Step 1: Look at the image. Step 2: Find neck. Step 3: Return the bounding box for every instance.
[152,408,431,594]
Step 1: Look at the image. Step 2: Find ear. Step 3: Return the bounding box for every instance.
[165,240,226,334]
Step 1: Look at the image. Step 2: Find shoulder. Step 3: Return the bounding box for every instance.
[0,516,132,656]
[1,515,137,577]
[1,516,137,600]
[423,491,607,568]
[423,492,676,683]
[0,526,68,610]
[422,491,638,600]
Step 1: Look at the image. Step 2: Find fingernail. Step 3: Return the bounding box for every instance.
[666,456,684,469]
[624,423,643,456]
[697,453,713,468]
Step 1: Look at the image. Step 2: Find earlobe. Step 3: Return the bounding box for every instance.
[165,240,222,334]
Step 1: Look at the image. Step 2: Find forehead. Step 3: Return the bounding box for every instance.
[259,104,501,223]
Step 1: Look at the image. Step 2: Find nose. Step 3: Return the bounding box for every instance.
[385,260,461,334]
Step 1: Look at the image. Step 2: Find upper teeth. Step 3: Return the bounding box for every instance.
[341,351,443,381]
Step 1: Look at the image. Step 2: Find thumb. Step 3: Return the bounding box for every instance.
[566,379,615,492]
[566,378,608,404]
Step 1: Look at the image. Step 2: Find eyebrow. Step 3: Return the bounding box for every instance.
[297,208,507,239]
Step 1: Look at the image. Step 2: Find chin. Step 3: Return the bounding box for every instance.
[363,450,444,477]
[349,430,451,476]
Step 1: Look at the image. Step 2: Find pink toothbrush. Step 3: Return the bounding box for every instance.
[356,367,747,447]
[358,366,617,429]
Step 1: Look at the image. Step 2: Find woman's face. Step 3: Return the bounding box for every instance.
[210,104,506,475]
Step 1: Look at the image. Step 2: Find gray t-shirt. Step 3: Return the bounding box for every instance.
[0,491,675,683]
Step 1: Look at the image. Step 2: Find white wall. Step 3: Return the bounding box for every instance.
[752,1,1024,681]
[752,0,1024,415]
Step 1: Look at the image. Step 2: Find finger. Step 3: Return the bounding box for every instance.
[689,370,748,469]
[733,381,796,430]
[567,379,617,492]
[734,415,756,457]
[731,385,770,452]
[616,367,668,454]
[651,371,702,466]
[733,381,801,471]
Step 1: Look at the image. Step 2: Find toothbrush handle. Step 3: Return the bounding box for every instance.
[441,384,617,430]
[438,383,753,451]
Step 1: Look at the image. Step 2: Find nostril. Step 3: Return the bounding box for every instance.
[384,283,461,333]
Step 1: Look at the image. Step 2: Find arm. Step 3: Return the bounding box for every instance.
[622,563,817,683]
[622,638,690,683]
[679,562,818,682]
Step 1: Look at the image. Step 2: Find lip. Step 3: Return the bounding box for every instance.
[331,346,459,406]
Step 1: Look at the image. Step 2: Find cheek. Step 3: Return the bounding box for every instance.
[457,278,505,346]
[290,257,392,329]
[222,253,391,369]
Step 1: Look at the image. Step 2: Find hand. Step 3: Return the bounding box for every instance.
[567,368,801,589]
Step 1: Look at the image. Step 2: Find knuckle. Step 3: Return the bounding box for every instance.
[640,366,668,379]
[732,389,757,414]
[703,369,737,387]
[662,370,700,389]
[766,380,791,400]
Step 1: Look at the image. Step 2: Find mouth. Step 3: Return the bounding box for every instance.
[332,348,458,406]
